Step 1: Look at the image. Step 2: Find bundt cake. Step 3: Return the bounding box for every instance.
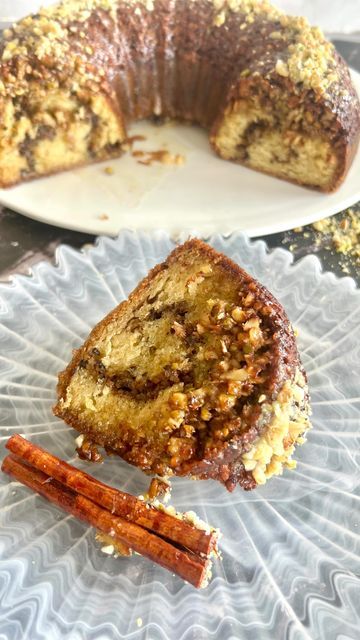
[0,0,359,191]
[54,239,311,492]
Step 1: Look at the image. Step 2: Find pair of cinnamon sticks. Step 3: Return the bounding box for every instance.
[2,434,218,588]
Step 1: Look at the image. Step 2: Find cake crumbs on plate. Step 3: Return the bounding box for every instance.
[312,210,360,258]
[135,149,185,166]
[294,208,360,274]
[104,166,114,175]
[98,213,109,221]
[147,476,172,502]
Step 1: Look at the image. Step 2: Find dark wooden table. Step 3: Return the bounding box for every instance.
[0,38,359,285]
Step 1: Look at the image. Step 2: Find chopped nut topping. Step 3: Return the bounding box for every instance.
[275,59,289,78]
[273,17,338,93]
[241,370,311,484]
[214,11,226,27]
[293,208,360,275]
[169,392,187,409]
[201,407,212,421]
[218,393,236,411]
[231,307,246,323]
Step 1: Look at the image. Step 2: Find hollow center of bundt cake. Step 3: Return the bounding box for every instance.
[63,264,277,475]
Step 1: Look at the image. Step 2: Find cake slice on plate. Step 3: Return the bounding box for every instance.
[54,239,311,491]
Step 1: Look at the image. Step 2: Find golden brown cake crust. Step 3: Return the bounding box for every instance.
[54,239,310,491]
[0,0,359,190]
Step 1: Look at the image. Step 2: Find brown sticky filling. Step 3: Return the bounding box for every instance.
[75,294,276,471]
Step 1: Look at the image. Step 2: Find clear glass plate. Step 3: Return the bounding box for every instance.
[0,231,359,640]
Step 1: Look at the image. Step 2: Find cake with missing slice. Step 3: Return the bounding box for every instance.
[0,0,359,190]
[54,239,311,491]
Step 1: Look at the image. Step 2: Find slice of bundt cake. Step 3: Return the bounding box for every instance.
[0,0,359,190]
[54,240,311,491]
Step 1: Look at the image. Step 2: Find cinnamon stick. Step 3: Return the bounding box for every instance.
[6,434,216,556]
[2,454,210,589]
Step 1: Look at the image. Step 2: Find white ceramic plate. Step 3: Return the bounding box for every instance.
[0,231,359,640]
[0,71,359,237]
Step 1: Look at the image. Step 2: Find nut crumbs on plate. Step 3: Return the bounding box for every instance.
[294,207,360,274]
